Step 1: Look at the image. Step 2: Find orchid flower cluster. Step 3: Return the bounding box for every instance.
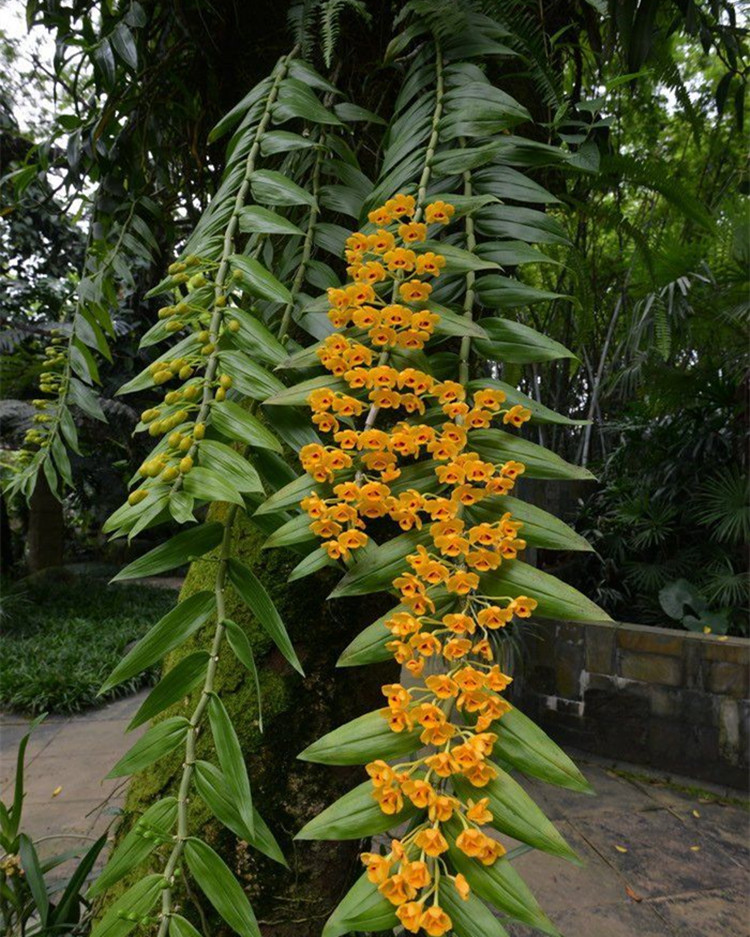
[300,195,539,936]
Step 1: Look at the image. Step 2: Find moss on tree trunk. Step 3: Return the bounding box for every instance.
[104,502,394,936]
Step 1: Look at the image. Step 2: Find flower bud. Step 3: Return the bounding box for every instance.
[128,489,149,506]
[179,366,194,381]
[153,370,173,385]
[161,466,179,482]
[228,319,240,332]
[193,423,206,440]
[218,374,232,389]
[179,456,193,474]
[214,387,226,402]
[168,432,183,448]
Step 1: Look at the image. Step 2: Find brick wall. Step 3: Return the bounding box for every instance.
[513,620,750,789]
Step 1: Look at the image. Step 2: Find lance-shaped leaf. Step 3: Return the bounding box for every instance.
[322,872,398,937]
[445,825,559,935]
[299,710,421,765]
[475,317,577,363]
[208,694,254,836]
[430,303,489,339]
[439,875,510,937]
[422,241,500,274]
[476,275,568,309]
[336,596,454,668]
[273,80,342,125]
[89,798,177,897]
[260,130,320,155]
[264,374,348,405]
[107,717,189,777]
[330,527,432,598]
[184,839,261,937]
[89,874,164,937]
[470,428,595,480]
[467,377,588,426]
[128,652,209,729]
[181,467,245,507]
[467,495,593,552]
[454,765,579,862]
[194,761,287,866]
[18,835,48,925]
[211,400,282,452]
[197,440,263,494]
[227,558,304,675]
[111,522,224,582]
[229,254,293,305]
[495,708,594,793]
[253,472,316,515]
[238,205,305,236]
[296,780,420,841]
[224,619,264,731]
[250,169,318,208]
[481,559,610,622]
[169,916,202,937]
[216,351,285,400]
[100,591,215,693]
[288,546,335,581]
[263,513,316,549]
[226,308,288,366]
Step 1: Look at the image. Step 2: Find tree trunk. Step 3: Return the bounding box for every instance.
[27,474,64,572]
[106,503,393,936]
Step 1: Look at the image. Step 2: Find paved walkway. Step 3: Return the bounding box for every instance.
[1,696,747,935]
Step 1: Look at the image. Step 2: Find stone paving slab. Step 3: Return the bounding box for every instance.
[1,698,748,935]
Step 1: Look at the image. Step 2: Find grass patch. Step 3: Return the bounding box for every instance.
[0,576,176,714]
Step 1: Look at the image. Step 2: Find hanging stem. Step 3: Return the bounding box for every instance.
[155,45,298,935]
[458,142,476,388]
[356,44,445,441]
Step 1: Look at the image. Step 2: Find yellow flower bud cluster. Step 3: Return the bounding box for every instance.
[22,331,68,452]
[299,196,538,933]
[127,255,237,506]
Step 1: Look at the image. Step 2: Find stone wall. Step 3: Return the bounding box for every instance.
[513,619,750,789]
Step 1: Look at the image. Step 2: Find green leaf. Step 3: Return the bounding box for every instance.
[89,875,163,937]
[475,317,577,364]
[482,559,611,623]
[454,764,579,862]
[216,350,285,400]
[439,874,510,937]
[111,523,224,582]
[110,22,138,69]
[208,694,254,836]
[128,653,209,730]
[229,254,293,305]
[197,440,263,494]
[51,834,107,927]
[100,592,216,693]
[169,916,202,937]
[250,169,317,209]
[193,761,287,866]
[476,275,568,309]
[89,799,177,897]
[430,303,489,339]
[224,620,264,730]
[253,471,316,515]
[334,101,386,124]
[238,205,305,236]
[287,546,336,580]
[18,834,48,924]
[322,872,397,937]
[298,710,420,765]
[262,513,316,549]
[466,377,588,426]
[470,428,595,480]
[264,374,348,406]
[296,780,419,841]
[330,528,431,598]
[211,400,282,452]
[273,79,342,126]
[184,838,260,937]
[476,204,570,244]
[227,558,304,675]
[467,495,593,552]
[181,466,246,506]
[225,308,288,365]
[423,241,500,274]
[260,130,320,155]
[107,717,189,777]
[494,707,594,793]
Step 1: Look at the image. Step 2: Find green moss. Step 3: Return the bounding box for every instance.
[99,504,396,935]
